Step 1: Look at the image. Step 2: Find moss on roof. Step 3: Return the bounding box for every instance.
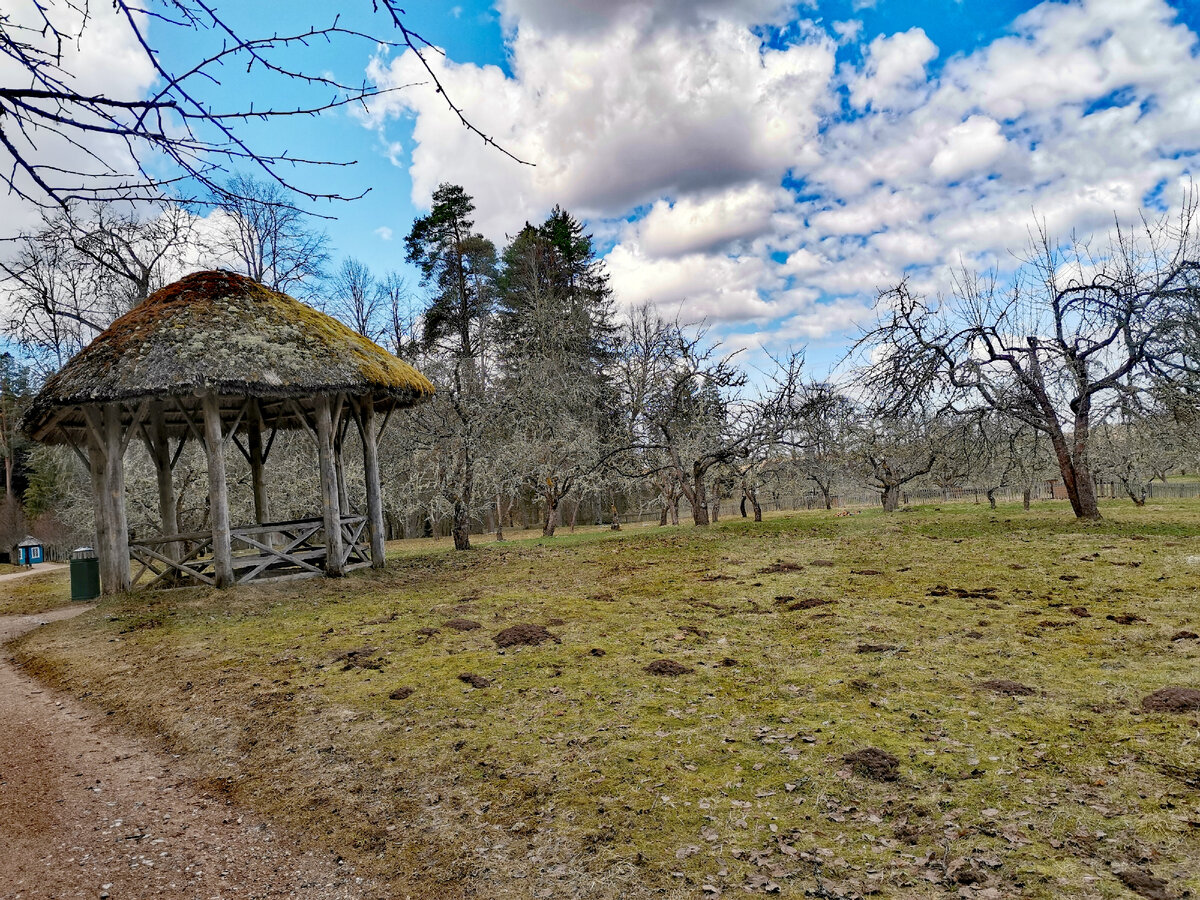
[23,270,433,436]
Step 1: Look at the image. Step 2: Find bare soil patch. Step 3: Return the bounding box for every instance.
[1171,630,1198,641]
[458,673,491,689]
[1116,867,1173,899]
[856,643,898,653]
[979,679,1036,696]
[1108,613,1145,625]
[1069,606,1091,617]
[645,659,693,676]
[844,747,900,781]
[759,561,805,574]
[443,618,481,632]
[493,623,559,647]
[388,686,415,700]
[1141,687,1200,713]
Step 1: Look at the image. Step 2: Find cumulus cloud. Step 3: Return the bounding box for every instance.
[364,0,1200,353]
[849,28,937,111]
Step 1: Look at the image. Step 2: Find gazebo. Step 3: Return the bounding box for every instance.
[21,270,434,594]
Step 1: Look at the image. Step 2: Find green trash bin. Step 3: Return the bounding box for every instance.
[71,547,100,601]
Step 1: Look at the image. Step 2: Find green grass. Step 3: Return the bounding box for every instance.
[0,567,74,615]
[10,500,1200,899]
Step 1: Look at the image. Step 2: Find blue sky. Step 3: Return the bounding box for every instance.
[8,0,1200,376]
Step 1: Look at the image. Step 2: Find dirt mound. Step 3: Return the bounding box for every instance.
[589,647,606,657]
[458,673,491,689]
[415,627,440,638]
[980,679,1036,696]
[810,559,835,567]
[388,686,415,700]
[718,657,739,667]
[1059,574,1081,581]
[444,618,482,632]
[928,585,998,599]
[759,561,805,574]
[1107,613,1145,625]
[493,623,560,648]
[1142,687,1200,713]
[789,598,834,611]
[333,646,383,670]
[844,747,899,781]
[851,568,883,576]
[1171,630,1198,641]
[856,643,898,654]
[1069,606,1091,617]
[1116,868,1173,899]
[645,659,693,676]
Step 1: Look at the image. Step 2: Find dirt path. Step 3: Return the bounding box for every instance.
[0,607,367,900]
[0,563,68,583]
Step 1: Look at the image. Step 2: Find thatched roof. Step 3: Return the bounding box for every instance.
[23,270,433,443]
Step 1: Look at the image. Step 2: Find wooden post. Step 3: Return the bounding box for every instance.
[202,393,234,588]
[334,434,350,515]
[247,399,271,525]
[147,401,179,563]
[359,396,386,569]
[315,395,345,576]
[86,404,131,594]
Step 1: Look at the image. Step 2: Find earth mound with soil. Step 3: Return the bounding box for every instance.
[444,618,482,632]
[388,686,415,700]
[458,673,491,689]
[1116,867,1173,899]
[844,747,900,781]
[493,623,560,648]
[979,679,1036,696]
[759,561,805,574]
[856,643,898,654]
[645,659,693,676]
[1141,687,1200,713]
[1171,630,1198,641]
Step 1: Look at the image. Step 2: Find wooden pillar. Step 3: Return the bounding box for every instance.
[315,395,344,576]
[360,396,386,569]
[247,399,271,525]
[202,393,234,588]
[86,404,131,594]
[147,401,179,563]
[334,434,350,515]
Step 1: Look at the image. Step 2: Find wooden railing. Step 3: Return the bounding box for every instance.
[130,515,370,589]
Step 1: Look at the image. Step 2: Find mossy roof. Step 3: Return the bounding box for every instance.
[23,270,433,441]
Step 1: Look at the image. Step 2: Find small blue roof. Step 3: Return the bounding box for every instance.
[16,536,42,548]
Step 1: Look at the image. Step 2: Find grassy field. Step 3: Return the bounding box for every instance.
[0,566,74,615]
[9,501,1200,899]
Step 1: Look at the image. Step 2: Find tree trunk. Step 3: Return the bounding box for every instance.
[881,483,900,513]
[360,396,386,568]
[452,500,471,550]
[712,490,720,522]
[820,484,833,510]
[745,487,761,522]
[1120,479,1147,506]
[740,495,747,517]
[1023,488,1031,510]
[692,478,710,526]
[543,495,558,537]
[670,497,680,526]
[986,488,997,510]
[495,493,505,541]
[659,504,669,526]
[569,501,578,533]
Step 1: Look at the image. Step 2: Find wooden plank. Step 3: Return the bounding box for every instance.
[247,399,272,528]
[359,395,387,569]
[315,395,345,577]
[130,543,215,586]
[99,404,131,594]
[202,392,234,588]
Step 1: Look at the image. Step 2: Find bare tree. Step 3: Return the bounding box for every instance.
[0,1,525,210]
[328,257,383,341]
[851,409,939,512]
[210,175,329,294]
[857,201,1200,520]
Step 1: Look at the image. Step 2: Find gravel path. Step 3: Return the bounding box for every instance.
[0,607,367,900]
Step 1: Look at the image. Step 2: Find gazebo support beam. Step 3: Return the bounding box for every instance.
[359,396,386,569]
[247,399,271,526]
[86,403,131,594]
[202,392,234,588]
[316,395,345,576]
[145,401,179,564]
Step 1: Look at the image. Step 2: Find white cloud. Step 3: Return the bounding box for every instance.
[374,226,394,241]
[363,0,1200,357]
[929,115,1009,181]
[849,28,938,111]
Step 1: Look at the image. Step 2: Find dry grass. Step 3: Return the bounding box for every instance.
[10,500,1200,899]
[0,568,74,615]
